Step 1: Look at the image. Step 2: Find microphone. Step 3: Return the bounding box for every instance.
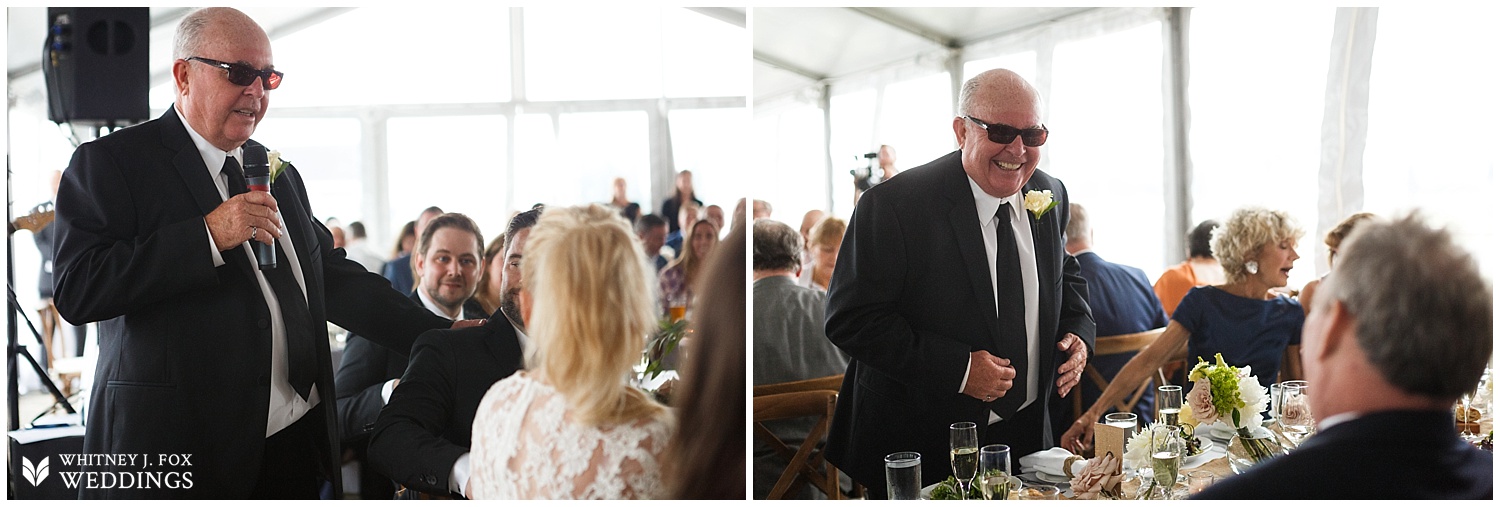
[242,144,277,270]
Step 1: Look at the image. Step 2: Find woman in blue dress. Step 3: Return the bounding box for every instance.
[1062,206,1305,452]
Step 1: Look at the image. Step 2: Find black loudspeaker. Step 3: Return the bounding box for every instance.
[44,7,151,125]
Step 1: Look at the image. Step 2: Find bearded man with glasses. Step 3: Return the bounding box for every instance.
[52,7,460,499]
[823,69,1095,497]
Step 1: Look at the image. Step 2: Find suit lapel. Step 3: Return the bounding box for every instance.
[942,160,1003,344]
[161,108,260,286]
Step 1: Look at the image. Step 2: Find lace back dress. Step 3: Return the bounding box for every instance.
[468,372,674,499]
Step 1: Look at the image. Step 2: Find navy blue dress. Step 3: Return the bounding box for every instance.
[1171,286,1303,389]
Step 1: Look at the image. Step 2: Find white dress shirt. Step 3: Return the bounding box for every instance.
[182,104,318,437]
[959,176,1042,422]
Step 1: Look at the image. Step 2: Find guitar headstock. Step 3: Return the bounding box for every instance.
[10,202,55,234]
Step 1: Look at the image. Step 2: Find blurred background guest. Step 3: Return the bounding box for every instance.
[635,214,671,275]
[798,216,845,292]
[705,204,726,233]
[666,219,747,499]
[607,176,641,224]
[1064,206,1305,452]
[474,235,507,315]
[660,170,701,234]
[1196,213,1492,499]
[751,218,847,499]
[660,219,719,318]
[1154,219,1224,316]
[1299,212,1377,316]
[469,204,671,499]
[752,199,772,220]
[797,209,826,265]
[344,221,384,273]
[665,199,700,256]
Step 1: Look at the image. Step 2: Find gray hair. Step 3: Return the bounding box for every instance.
[752,219,802,273]
[1064,203,1090,245]
[1321,212,1492,399]
[173,8,221,60]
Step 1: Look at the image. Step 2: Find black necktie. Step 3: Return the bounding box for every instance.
[224,156,319,400]
[993,202,1028,417]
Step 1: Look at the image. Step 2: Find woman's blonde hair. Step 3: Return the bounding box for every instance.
[663,219,720,288]
[808,216,847,249]
[1212,206,1305,284]
[522,204,663,426]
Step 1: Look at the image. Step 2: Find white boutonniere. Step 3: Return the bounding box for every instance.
[268,150,289,184]
[1023,189,1058,219]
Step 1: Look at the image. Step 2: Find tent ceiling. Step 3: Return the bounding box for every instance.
[753,7,1094,103]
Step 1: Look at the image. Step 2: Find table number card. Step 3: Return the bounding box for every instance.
[1094,422,1127,460]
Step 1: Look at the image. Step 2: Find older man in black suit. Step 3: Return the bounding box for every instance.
[1195,214,1491,499]
[824,69,1094,497]
[366,207,539,498]
[52,8,454,498]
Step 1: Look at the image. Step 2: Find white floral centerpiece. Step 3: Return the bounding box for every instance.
[1186,353,1279,466]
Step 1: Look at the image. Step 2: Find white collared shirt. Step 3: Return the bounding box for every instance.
[959,176,1042,421]
[181,104,317,437]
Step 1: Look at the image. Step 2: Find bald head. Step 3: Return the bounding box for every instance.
[958,69,1043,118]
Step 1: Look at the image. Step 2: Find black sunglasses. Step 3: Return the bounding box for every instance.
[965,116,1048,147]
[186,56,284,90]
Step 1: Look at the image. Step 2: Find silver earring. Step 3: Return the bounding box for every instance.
[1245,261,1259,274]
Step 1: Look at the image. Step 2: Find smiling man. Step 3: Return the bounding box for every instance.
[51,8,454,498]
[823,69,1094,496]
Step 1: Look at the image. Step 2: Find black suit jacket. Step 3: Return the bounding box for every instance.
[366,308,524,497]
[1195,410,1492,499]
[52,108,451,498]
[824,150,1095,493]
[335,292,486,445]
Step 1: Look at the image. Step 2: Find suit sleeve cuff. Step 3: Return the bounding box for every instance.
[381,379,397,404]
[450,452,471,496]
[205,221,225,267]
[959,355,972,393]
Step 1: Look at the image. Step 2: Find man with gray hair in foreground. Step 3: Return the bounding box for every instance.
[1196,213,1492,499]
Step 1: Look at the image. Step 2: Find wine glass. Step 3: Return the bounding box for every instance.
[979,444,1014,500]
[1268,381,1284,424]
[1150,425,1182,488]
[950,422,979,500]
[1279,381,1313,447]
[1157,385,1183,427]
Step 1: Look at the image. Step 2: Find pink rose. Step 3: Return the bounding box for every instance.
[1281,392,1311,424]
[1068,451,1123,500]
[1188,379,1218,425]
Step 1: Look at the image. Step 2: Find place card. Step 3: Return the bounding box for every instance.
[1094,422,1127,460]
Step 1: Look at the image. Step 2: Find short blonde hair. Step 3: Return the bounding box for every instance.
[522,204,663,426]
[1212,207,1305,284]
[808,216,846,248]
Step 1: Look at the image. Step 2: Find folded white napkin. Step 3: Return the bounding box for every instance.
[1018,447,1087,477]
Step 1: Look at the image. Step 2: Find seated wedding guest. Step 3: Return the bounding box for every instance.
[607,177,640,223]
[473,235,506,315]
[705,204,726,233]
[326,217,346,248]
[665,220,747,500]
[752,219,849,499]
[660,218,719,316]
[1063,206,1304,452]
[798,209,826,265]
[798,216,845,292]
[386,220,416,270]
[468,204,672,499]
[635,214,670,274]
[1299,212,1377,316]
[1153,219,1224,316]
[665,199,700,256]
[368,207,538,499]
[336,213,487,498]
[1056,203,1168,429]
[345,221,385,273]
[1196,213,1492,499]
[384,206,444,295]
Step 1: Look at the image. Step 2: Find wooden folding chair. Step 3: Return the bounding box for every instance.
[753,374,864,499]
[1073,328,1170,422]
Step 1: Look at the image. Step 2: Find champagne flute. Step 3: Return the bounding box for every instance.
[950,422,979,500]
[1157,385,1183,427]
[1150,425,1182,488]
[979,444,1013,500]
[1279,381,1313,447]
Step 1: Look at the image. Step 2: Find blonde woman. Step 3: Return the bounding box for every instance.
[1061,206,1306,452]
[658,218,720,316]
[472,235,506,315]
[798,216,846,292]
[468,204,672,499]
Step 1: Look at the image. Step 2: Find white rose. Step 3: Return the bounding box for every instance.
[1236,376,1269,429]
[1023,189,1054,218]
[1187,379,1218,425]
[1123,425,1154,469]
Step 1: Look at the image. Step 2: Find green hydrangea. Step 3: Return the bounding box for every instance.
[1187,353,1246,426]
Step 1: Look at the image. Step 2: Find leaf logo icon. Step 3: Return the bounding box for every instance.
[22,456,49,486]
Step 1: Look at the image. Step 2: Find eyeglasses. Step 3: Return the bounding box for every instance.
[186,56,284,90]
[964,116,1048,147]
